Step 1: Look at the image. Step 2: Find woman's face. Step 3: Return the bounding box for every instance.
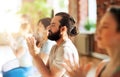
[96,12,120,49]
[37,22,47,37]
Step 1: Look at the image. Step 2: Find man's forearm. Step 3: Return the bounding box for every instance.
[33,54,52,77]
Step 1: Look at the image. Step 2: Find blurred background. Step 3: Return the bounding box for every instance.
[1,0,119,77]
[0,0,97,33]
[0,0,97,55]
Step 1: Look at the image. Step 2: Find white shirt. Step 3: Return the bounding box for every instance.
[48,39,79,77]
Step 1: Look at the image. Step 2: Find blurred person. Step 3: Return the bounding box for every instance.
[63,6,120,77]
[26,12,79,77]
[12,21,33,77]
[33,17,56,64]
[0,32,26,77]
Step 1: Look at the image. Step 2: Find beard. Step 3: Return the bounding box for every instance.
[48,29,61,41]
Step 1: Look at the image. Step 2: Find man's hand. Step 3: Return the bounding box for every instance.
[26,36,37,57]
[63,57,92,77]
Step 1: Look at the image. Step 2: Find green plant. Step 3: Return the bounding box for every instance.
[18,0,52,31]
[84,19,96,31]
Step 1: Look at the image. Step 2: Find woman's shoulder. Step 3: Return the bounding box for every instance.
[95,58,110,77]
[112,66,120,77]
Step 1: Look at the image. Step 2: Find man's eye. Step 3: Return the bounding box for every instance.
[51,24,55,27]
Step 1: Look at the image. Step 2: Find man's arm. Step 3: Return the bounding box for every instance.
[32,51,65,77]
[39,52,49,64]
[32,54,51,77]
[26,37,65,77]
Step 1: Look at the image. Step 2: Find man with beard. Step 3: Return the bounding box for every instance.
[26,12,79,77]
[34,18,56,64]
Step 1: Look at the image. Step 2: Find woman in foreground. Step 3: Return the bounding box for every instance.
[64,6,120,77]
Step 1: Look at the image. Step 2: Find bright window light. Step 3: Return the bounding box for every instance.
[0,0,22,33]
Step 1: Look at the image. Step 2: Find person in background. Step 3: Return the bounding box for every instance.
[0,32,25,77]
[12,21,33,77]
[33,17,56,64]
[63,5,120,77]
[26,12,79,77]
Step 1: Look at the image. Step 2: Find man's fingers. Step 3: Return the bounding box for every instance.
[84,62,93,74]
[62,63,72,72]
[64,60,74,71]
[26,36,37,56]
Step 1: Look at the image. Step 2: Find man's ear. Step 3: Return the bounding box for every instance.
[60,26,67,35]
[60,26,67,32]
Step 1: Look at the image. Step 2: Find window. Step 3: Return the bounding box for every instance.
[47,0,68,14]
[79,0,97,33]
[0,0,21,33]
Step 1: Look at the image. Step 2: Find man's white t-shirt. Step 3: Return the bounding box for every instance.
[48,38,79,77]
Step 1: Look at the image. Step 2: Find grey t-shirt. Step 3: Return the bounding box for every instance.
[40,40,56,54]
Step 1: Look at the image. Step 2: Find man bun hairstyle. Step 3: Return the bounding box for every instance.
[55,12,78,36]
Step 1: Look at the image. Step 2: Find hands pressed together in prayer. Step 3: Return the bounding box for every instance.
[26,36,37,57]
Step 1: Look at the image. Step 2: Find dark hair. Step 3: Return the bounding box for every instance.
[55,12,78,36]
[107,6,120,32]
[38,18,51,29]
